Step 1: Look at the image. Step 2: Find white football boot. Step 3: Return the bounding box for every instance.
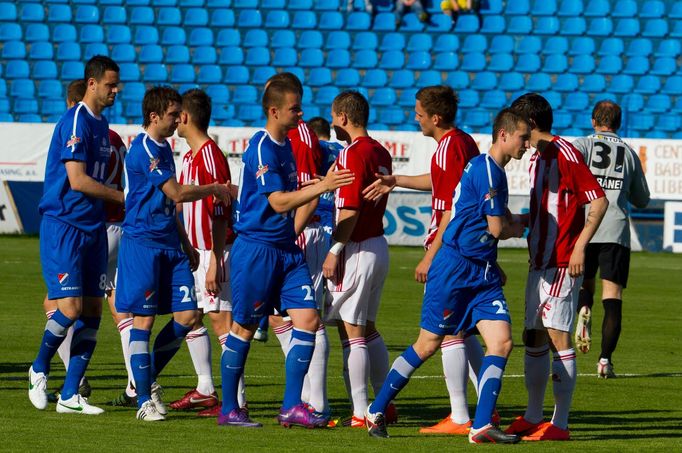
[151,382,167,415]
[136,399,166,422]
[28,366,49,410]
[56,394,104,415]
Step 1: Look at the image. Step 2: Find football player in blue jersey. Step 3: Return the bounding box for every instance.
[29,56,123,415]
[114,87,232,422]
[365,108,529,443]
[218,81,354,428]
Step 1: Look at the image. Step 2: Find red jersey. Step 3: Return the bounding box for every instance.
[178,139,234,250]
[104,129,126,223]
[527,136,605,269]
[425,128,480,249]
[288,119,322,187]
[336,136,393,242]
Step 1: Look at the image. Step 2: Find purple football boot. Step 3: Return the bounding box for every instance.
[277,403,329,429]
[217,408,262,428]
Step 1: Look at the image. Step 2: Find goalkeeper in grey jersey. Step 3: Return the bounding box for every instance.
[571,100,650,378]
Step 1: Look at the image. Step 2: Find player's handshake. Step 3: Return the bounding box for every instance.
[211,180,233,205]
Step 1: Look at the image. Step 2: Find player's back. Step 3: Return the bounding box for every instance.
[122,132,179,248]
[316,140,344,230]
[336,136,392,242]
[289,120,322,185]
[39,102,111,232]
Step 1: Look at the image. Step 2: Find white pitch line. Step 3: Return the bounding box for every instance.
[224,372,682,379]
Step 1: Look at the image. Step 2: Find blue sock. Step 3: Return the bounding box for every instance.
[472,355,507,429]
[370,345,423,414]
[61,316,100,400]
[282,328,315,410]
[130,328,151,407]
[151,320,191,379]
[220,333,250,414]
[258,315,269,331]
[33,309,74,374]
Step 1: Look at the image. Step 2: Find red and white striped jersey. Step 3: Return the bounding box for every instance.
[527,136,605,269]
[336,136,393,243]
[178,139,234,250]
[425,128,480,249]
[104,129,126,223]
[288,119,322,187]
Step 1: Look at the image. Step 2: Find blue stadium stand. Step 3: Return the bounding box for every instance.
[326,31,351,50]
[166,45,190,64]
[300,31,323,49]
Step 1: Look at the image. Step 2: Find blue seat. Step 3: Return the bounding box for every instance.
[336,68,360,87]
[516,54,540,73]
[672,1,682,18]
[14,99,39,115]
[634,75,660,94]
[2,41,25,60]
[372,12,396,31]
[640,0,665,18]
[362,69,388,88]
[379,50,405,70]
[61,61,85,81]
[389,69,414,88]
[346,12,370,30]
[564,92,588,111]
[516,36,540,54]
[137,44,162,63]
[651,58,676,76]
[112,44,136,62]
[119,63,141,82]
[655,39,681,58]
[543,55,567,73]
[398,87,418,106]
[464,109,492,128]
[662,76,682,95]
[106,25,132,44]
[315,86,339,104]
[596,55,622,74]
[206,84,230,104]
[406,51,431,70]
[568,37,594,56]
[245,47,270,66]
[5,60,29,79]
[170,64,195,83]
[217,29,241,47]
[157,7,181,25]
[612,0,637,17]
[430,35,457,54]
[289,0,313,9]
[646,94,671,113]
[190,28,214,46]
[535,17,559,35]
[29,41,54,60]
[488,35,512,54]
[166,45,190,63]
[426,13,453,33]
[17,113,42,123]
[42,98,67,116]
[272,47,297,66]
[325,49,350,68]
[559,17,586,36]
[434,52,458,71]
[480,15,505,34]
[499,72,524,91]
[299,30,323,49]
[553,110,572,129]
[406,33,431,52]
[224,66,250,84]
[21,3,45,22]
[569,55,595,74]
[585,0,608,16]
[416,70,441,87]
[462,34,487,53]
[643,130,668,139]
[134,26,159,45]
[507,16,532,34]
[314,0,340,10]
[25,24,49,43]
[581,74,605,92]
[53,24,77,43]
[614,18,639,37]
[471,72,497,91]
[327,31,351,50]
[594,92,618,103]
[353,49,378,69]
[244,30,267,48]
[238,104,264,123]
[379,107,404,124]
[0,24,21,41]
[626,39,653,57]
[542,36,568,55]
[587,18,613,36]
[629,112,654,132]
[573,112,592,129]
[446,71,469,89]
[400,13,425,31]
[505,0,529,15]
[299,49,324,67]
[0,113,12,122]
[319,11,343,30]
[621,93,643,111]
[597,38,623,56]
[642,19,668,38]
[656,115,681,132]
[76,5,99,23]
[121,82,145,102]
[38,80,63,99]
[211,9,235,27]
[308,67,332,86]
[554,73,578,92]
[487,53,513,72]
[193,46,217,64]
[79,24,104,43]
[32,61,58,80]
[0,2,16,21]
[265,10,290,28]
[213,104,236,122]
[610,75,634,94]
[532,0,557,15]
[238,9,262,27]
[480,90,507,109]
[103,6,126,24]
[672,20,682,38]
[11,79,35,98]
[293,11,317,29]
[185,8,209,26]
[143,64,168,82]
[130,6,154,24]
[454,14,480,33]
[623,57,649,75]
[557,0,582,16]
[197,65,222,84]
[527,73,551,91]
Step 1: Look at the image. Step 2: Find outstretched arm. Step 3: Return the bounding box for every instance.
[65,161,124,205]
[363,173,432,201]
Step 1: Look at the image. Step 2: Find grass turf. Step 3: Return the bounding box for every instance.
[1,236,681,451]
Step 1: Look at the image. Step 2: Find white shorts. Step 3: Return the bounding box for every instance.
[105,223,123,291]
[325,235,389,326]
[194,245,232,313]
[524,267,583,333]
[298,221,328,310]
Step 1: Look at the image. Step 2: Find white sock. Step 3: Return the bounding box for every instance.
[366,331,389,395]
[117,317,136,396]
[551,349,576,430]
[347,337,369,419]
[303,325,329,412]
[186,327,214,395]
[218,333,228,351]
[524,345,550,423]
[441,337,470,424]
[464,335,484,392]
[273,321,293,357]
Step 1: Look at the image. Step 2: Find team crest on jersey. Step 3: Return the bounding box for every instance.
[66,135,81,148]
[443,309,454,320]
[484,188,498,201]
[149,158,160,172]
[144,290,156,301]
[57,273,69,285]
[256,164,269,178]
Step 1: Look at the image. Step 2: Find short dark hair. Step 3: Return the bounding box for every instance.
[84,55,119,81]
[492,108,528,143]
[261,81,300,116]
[307,116,331,139]
[415,85,459,124]
[67,79,86,105]
[332,90,369,128]
[142,86,182,128]
[266,72,303,96]
[510,92,553,133]
[182,88,211,132]
[592,100,621,131]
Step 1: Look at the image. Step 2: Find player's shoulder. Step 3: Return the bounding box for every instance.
[553,136,584,164]
[109,129,125,148]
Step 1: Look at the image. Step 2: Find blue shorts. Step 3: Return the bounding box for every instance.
[116,236,197,316]
[230,236,316,326]
[40,217,107,300]
[420,246,510,336]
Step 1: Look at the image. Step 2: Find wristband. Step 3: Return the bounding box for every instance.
[329,241,345,256]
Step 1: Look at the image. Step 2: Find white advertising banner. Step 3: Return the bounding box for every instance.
[663,202,682,253]
[0,181,22,233]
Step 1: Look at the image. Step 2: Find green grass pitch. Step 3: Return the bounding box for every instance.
[1,236,681,451]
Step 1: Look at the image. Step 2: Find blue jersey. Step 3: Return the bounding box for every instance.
[39,102,111,233]
[315,140,343,230]
[234,130,298,247]
[442,153,508,262]
[122,133,179,249]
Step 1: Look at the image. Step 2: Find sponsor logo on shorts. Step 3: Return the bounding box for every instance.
[145,290,156,301]
[66,135,81,148]
[143,304,156,309]
[256,164,269,178]
[58,273,69,285]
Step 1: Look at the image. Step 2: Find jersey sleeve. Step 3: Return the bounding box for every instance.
[293,124,322,187]
[60,109,90,163]
[252,140,286,195]
[571,137,590,162]
[432,148,465,211]
[478,158,508,217]
[143,137,175,188]
[628,149,651,209]
[209,146,232,219]
[558,144,605,205]
[335,146,365,210]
